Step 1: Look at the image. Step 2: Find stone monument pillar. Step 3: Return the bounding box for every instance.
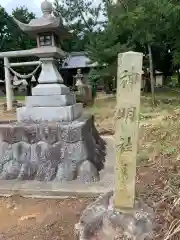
[75,52,154,239]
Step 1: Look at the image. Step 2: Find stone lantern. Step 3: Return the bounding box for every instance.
[75,69,85,87]
[0,0,106,183]
[74,69,93,105]
[14,0,81,122]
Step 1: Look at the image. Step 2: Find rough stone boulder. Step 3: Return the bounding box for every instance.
[75,191,154,240]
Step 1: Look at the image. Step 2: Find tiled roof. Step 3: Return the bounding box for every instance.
[62,52,98,69]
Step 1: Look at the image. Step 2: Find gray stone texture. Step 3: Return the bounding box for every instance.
[75,191,154,240]
[26,94,76,107]
[16,103,83,122]
[31,83,70,96]
[0,115,106,182]
[78,160,100,183]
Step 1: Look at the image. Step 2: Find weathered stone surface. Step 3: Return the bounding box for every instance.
[0,115,106,182]
[75,191,154,240]
[114,51,143,210]
[78,160,100,183]
[37,58,64,84]
[26,94,76,107]
[32,83,70,96]
[16,103,83,122]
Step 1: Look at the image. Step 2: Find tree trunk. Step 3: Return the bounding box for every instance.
[27,79,32,96]
[148,44,155,106]
[144,78,151,92]
[177,70,180,88]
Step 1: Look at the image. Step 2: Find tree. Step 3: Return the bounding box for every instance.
[0,6,16,79]
[53,0,102,52]
[87,0,177,94]
[0,7,38,95]
[10,7,36,50]
[164,0,180,87]
[86,1,138,89]
[128,0,169,102]
[0,6,19,51]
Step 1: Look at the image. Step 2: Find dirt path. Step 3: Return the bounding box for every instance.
[0,196,93,240]
[0,165,169,240]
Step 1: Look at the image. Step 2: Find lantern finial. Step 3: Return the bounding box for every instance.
[41,0,53,15]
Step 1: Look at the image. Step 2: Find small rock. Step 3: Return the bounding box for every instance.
[6,203,16,210]
[19,214,38,221]
[0,233,4,239]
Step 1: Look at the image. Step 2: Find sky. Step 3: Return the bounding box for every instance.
[0,0,101,16]
[0,0,53,15]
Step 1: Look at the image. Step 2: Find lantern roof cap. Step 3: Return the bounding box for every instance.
[13,0,71,39]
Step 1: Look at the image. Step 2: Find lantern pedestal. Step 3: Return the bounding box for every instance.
[26,94,76,107]
[32,83,70,95]
[17,56,83,122]
[17,104,83,122]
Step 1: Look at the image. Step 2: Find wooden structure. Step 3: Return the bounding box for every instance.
[114,51,143,212]
[61,52,98,87]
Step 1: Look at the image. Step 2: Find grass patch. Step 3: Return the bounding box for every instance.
[0,96,25,101]
[137,150,150,166]
[86,92,180,134]
[14,96,25,101]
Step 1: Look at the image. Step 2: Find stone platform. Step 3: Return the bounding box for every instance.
[0,115,106,183]
[0,136,114,198]
[17,83,83,122]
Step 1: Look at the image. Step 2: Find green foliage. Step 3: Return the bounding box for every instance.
[1,0,180,89]
[86,0,180,83]
[11,7,36,50]
[0,6,36,52]
[168,74,179,88]
[88,68,99,85]
[53,0,102,52]
[0,6,37,83]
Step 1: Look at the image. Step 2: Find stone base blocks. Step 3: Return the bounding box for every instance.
[0,116,106,182]
[75,191,154,240]
[17,83,83,122]
[17,104,83,122]
[26,94,76,107]
[32,83,70,96]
